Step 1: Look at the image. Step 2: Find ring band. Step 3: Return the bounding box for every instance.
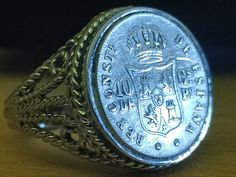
[5,6,213,170]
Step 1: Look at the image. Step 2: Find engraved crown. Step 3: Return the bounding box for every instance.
[127,25,166,64]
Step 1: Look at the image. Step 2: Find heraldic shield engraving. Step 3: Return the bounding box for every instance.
[125,25,183,135]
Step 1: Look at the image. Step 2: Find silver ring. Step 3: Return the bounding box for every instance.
[5,6,213,170]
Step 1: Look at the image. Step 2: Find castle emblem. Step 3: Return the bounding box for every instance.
[125,25,182,135]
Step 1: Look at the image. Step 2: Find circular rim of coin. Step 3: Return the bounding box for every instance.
[86,7,213,166]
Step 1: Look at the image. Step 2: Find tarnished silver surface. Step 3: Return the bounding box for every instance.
[88,7,212,166]
[5,6,212,169]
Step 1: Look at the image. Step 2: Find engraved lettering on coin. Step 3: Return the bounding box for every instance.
[114,77,133,97]
[102,75,111,86]
[108,102,117,112]
[104,88,113,98]
[136,133,144,146]
[94,8,212,162]
[183,44,191,55]
[192,64,201,73]
[186,123,194,134]
[174,34,183,45]
[126,126,135,139]
[104,44,117,61]
[102,63,112,72]
[195,77,204,85]
[116,118,126,131]
[195,102,204,111]
[181,87,193,100]
[196,90,205,98]
[192,113,202,126]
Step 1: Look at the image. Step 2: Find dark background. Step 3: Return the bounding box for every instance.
[0,0,235,73]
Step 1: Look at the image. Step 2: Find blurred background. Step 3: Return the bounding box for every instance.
[0,0,235,74]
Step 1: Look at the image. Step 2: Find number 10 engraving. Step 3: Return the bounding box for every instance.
[114,77,133,97]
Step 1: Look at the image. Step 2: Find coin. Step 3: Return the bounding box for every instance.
[87,7,212,166]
